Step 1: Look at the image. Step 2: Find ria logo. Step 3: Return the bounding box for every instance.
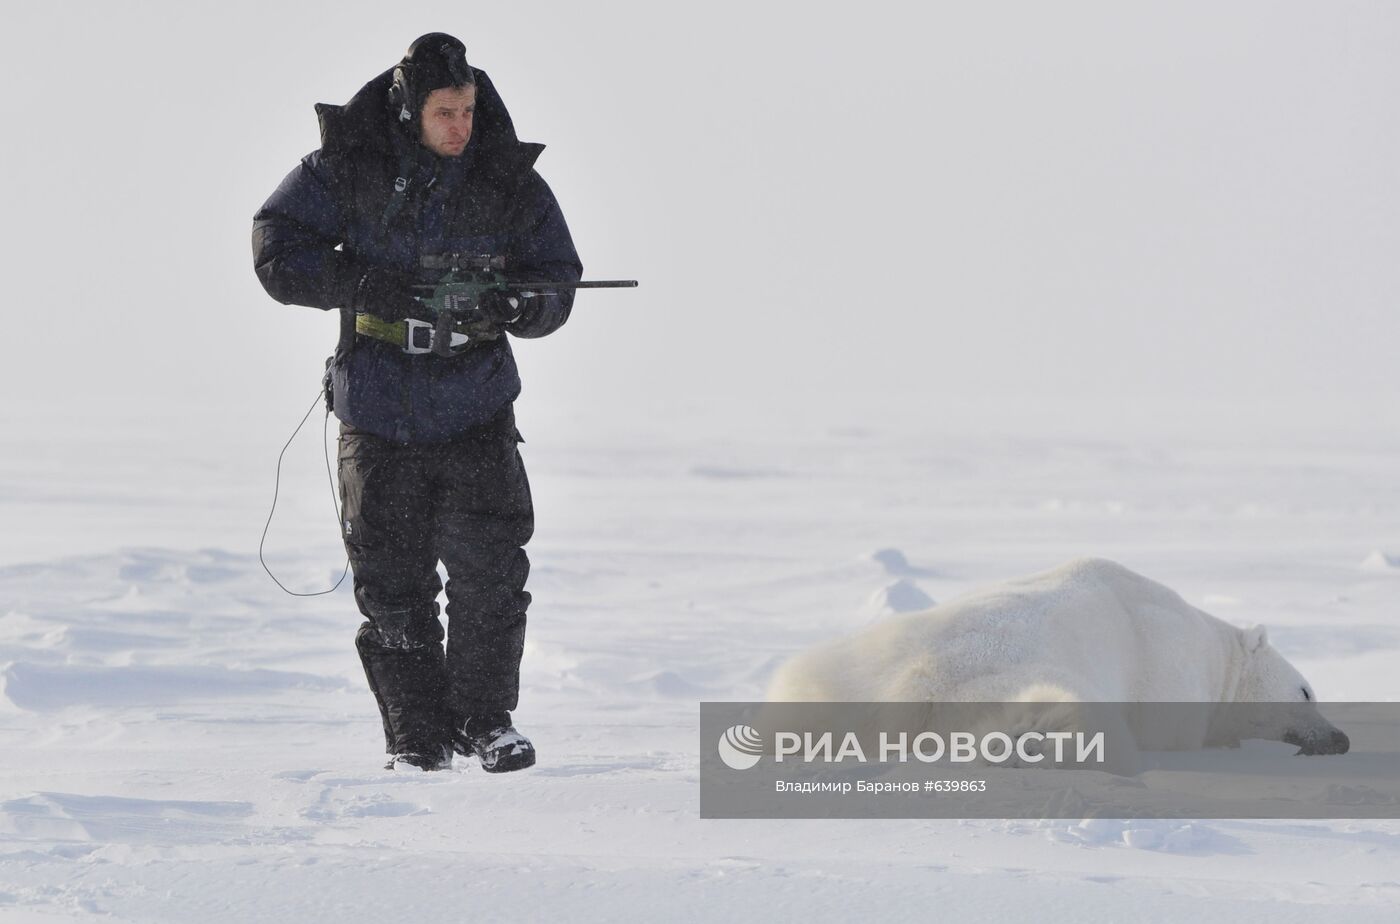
[718,724,764,770]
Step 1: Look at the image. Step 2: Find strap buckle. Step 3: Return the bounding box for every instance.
[403,317,470,355]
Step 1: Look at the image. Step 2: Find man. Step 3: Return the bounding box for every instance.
[251,33,582,772]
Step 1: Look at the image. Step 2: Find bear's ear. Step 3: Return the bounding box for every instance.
[1244,625,1269,652]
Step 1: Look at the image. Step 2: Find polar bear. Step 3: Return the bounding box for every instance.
[766,558,1348,757]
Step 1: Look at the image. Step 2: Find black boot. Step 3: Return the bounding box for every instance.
[385,743,453,772]
[453,711,536,773]
[356,623,452,769]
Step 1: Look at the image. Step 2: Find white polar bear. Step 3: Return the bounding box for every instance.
[766,558,1348,757]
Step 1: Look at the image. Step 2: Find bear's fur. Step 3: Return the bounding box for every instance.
[766,559,1348,760]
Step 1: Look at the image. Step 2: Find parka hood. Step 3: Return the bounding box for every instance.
[314,66,544,180]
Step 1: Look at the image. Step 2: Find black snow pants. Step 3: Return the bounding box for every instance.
[337,409,534,756]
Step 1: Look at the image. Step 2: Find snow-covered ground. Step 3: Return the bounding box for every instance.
[3,413,1399,922]
[2,0,1396,917]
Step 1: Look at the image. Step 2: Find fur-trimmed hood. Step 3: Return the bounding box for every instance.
[313,66,544,180]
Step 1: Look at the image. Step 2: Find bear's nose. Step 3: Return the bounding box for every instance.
[1286,726,1351,755]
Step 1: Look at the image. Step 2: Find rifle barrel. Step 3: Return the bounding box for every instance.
[515,280,638,289]
[411,279,638,292]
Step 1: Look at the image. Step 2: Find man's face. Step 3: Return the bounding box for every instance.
[419,85,476,158]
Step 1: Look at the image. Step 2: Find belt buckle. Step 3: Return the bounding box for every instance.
[403,318,435,354]
[402,317,471,355]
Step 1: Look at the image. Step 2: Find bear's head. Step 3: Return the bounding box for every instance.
[1229,626,1349,755]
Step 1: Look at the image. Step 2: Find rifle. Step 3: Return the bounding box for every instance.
[403,253,637,356]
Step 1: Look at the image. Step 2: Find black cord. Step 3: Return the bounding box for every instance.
[259,387,350,596]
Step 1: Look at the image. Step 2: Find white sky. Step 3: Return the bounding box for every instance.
[1,1,1397,447]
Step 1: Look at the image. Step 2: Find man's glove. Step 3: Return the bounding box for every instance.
[477,289,524,326]
[457,289,526,341]
[352,268,422,323]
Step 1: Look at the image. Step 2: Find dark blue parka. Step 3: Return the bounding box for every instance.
[252,68,582,443]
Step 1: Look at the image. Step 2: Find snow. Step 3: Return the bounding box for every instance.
[861,578,936,621]
[3,0,1399,918]
[3,421,1400,921]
